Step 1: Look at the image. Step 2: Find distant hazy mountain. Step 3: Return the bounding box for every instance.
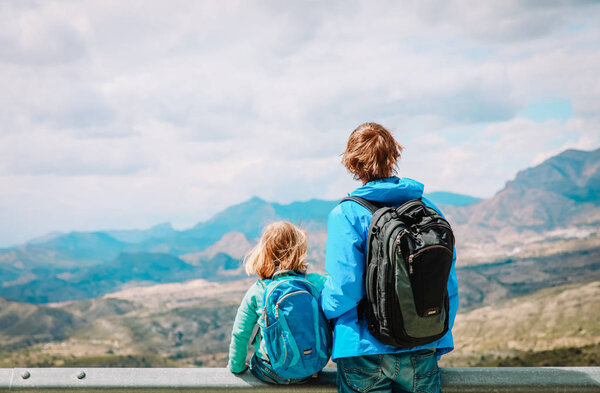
[0,199,340,301]
[105,222,175,243]
[512,148,600,203]
[1,147,597,303]
[0,232,130,295]
[0,252,246,303]
[176,197,337,254]
[3,232,128,269]
[445,148,600,247]
[181,232,253,263]
[425,191,482,206]
[0,190,480,266]
[2,192,478,266]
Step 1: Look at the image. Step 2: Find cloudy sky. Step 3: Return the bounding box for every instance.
[1,1,599,246]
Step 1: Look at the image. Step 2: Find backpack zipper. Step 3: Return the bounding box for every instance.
[265,278,317,304]
[407,245,452,275]
[393,229,409,272]
[280,332,288,364]
[395,229,408,247]
[264,278,317,324]
[274,290,310,318]
[388,229,409,339]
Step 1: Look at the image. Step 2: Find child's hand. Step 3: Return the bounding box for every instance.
[231,363,249,374]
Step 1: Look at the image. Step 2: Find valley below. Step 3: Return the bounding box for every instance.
[0,279,253,368]
[1,239,599,368]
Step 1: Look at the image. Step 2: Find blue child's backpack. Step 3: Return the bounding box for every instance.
[259,271,332,379]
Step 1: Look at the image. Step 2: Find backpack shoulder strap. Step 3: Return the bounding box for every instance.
[339,196,380,214]
[258,278,272,290]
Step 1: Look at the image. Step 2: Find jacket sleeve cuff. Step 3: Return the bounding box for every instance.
[228,360,246,374]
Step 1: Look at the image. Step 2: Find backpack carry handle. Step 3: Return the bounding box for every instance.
[340,196,380,214]
[403,204,426,220]
[272,269,301,278]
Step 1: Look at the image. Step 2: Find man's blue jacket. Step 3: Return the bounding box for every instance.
[320,176,459,360]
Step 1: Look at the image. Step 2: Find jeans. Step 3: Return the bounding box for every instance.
[336,349,441,393]
[249,354,312,385]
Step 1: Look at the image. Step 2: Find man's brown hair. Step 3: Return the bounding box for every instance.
[341,122,403,183]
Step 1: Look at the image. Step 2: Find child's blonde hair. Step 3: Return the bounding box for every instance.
[244,221,308,279]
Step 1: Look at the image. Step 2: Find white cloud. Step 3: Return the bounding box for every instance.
[1,0,600,246]
[0,1,88,65]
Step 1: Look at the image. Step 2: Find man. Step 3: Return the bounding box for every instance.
[320,122,458,393]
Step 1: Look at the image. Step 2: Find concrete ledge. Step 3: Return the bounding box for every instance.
[0,367,599,392]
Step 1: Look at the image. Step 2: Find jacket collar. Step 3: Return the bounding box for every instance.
[349,176,424,205]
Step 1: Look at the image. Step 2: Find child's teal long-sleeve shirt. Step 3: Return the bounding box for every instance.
[228,272,327,373]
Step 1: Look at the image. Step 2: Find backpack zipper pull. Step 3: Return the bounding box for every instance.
[408,254,414,274]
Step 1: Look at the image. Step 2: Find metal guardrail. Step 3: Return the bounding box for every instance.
[0,367,599,392]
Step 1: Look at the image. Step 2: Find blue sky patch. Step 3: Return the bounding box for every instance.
[519,99,573,122]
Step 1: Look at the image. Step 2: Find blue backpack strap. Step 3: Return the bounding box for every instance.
[311,297,327,359]
[258,277,271,289]
[273,305,301,369]
[258,278,273,326]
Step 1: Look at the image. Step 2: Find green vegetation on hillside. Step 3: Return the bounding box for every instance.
[441,281,600,367]
[60,354,178,367]
[474,344,600,367]
[0,282,245,369]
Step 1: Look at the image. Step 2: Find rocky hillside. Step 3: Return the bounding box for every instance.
[0,279,250,368]
[443,281,600,366]
[2,277,598,368]
[457,240,600,310]
[444,148,600,265]
[0,297,85,350]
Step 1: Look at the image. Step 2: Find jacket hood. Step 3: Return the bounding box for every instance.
[349,176,424,204]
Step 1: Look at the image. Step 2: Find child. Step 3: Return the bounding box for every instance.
[228,221,327,384]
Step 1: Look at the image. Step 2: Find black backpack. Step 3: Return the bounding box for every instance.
[340,196,454,348]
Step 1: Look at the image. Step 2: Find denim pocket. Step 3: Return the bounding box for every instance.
[339,355,383,393]
[411,349,440,393]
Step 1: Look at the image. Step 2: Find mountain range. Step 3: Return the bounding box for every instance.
[441,148,600,264]
[0,148,599,304]
[0,193,478,303]
[1,147,599,368]
[447,149,600,237]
